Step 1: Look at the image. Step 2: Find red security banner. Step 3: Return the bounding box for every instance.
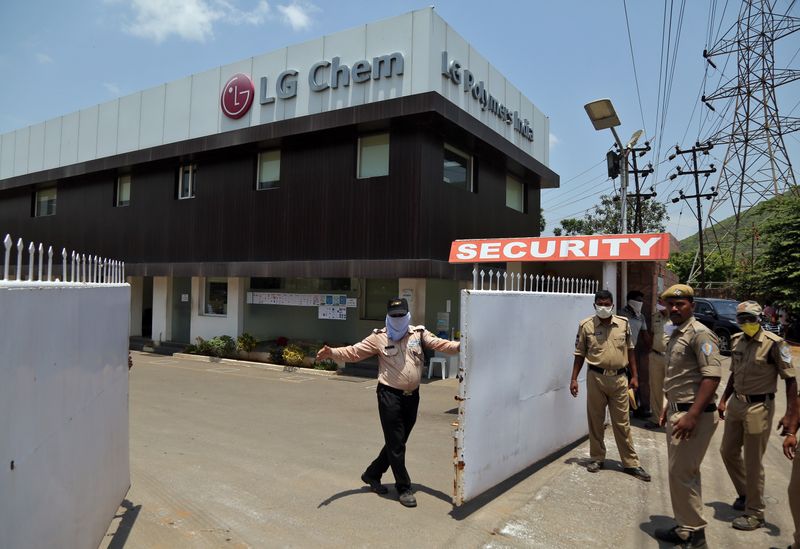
[449,233,670,263]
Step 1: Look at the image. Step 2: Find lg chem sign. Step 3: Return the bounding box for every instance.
[220,52,404,120]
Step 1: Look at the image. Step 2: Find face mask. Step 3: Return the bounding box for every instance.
[595,305,613,319]
[664,324,676,337]
[628,300,643,314]
[386,313,411,341]
[739,322,760,337]
[656,304,667,312]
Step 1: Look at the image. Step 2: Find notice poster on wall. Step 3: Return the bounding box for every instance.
[318,306,347,320]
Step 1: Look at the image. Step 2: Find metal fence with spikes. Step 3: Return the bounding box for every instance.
[472,268,598,294]
[1,233,125,284]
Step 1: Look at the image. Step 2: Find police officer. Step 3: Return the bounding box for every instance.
[620,290,653,418]
[655,284,722,548]
[717,300,797,530]
[645,298,670,429]
[570,289,651,481]
[316,298,459,508]
[781,394,800,549]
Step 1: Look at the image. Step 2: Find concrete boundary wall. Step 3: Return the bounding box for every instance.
[454,290,592,505]
[0,283,131,549]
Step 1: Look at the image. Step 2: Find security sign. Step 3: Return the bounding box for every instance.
[449,233,671,263]
[221,73,255,119]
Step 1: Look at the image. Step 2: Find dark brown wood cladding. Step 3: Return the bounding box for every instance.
[0,97,556,280]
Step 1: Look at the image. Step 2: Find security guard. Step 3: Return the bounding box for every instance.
[782,395,800,549]
[570,289,651,481]
[316,298,459,508]
[655,284,722,548]
[646,297,670,429]
[718,300,797,530]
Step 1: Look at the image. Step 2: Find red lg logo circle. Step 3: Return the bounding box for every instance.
[221,73,254,119]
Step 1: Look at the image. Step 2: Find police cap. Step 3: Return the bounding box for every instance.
[661,284,694,299]
[387,298,409,317]
[736,300,762,317]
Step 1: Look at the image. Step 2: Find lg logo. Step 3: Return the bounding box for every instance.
[221,73,254,119]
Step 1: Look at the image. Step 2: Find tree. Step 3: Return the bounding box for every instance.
[755,194,800,310]
[539,208,546,234]
[553,194,668,236]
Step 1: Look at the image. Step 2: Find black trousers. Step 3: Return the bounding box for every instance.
[364,383,420,492]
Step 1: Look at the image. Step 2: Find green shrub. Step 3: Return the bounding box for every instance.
[266,345,285,364]
[236,333,258,353]
[193,335,236,358]
[282,343,305,367]
[184,344,198,354]
[314,359,338,371]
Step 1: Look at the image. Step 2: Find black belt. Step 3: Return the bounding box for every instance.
[378,383,418,397]
[735,393,775,403]
[651,350,665,356]
[588,365,626,376]
[668,402,717,413]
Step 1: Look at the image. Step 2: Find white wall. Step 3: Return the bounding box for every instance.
[190,276,246,341]
[152,276,171,344]
[454,290,592,505]
[0,282,130,549]
[0,8,549,182]
[128,275,143,336]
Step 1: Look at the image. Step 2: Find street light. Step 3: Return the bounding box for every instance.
[584,98,643,302]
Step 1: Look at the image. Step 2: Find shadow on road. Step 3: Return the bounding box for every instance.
[105,498,141,549]
[318,483,451,508]
[449,436,588,521]
[639,514,682,548]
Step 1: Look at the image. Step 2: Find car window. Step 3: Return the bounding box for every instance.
[714,301,739,316]
[695,302,712,315]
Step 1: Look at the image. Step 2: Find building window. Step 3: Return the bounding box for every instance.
[443,143,472,191]
[116,175,131,207]
[506,174,525,212]
[357,133,390,178]
[364,278,398,321]
[204,277,228,316]
[34,187,57,217]
[257,150,281,190]
[178,164,197,199]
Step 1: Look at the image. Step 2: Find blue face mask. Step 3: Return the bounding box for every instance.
[386,313,411,341]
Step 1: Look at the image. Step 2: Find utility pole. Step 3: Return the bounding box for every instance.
[669,142,717,295]
[614,142,655,232]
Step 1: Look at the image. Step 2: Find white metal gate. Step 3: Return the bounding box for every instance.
[453,273,596,505]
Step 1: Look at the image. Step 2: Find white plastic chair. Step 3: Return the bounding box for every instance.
[427,357,448,379]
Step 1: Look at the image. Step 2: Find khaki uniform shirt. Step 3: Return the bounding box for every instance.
[651,311,668,353]
[329,325,459,391]
[664,316,722,403]
[730,329,796,394]
[574,315,634,370]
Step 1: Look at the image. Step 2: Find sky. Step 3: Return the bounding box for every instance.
[1,0,798,239]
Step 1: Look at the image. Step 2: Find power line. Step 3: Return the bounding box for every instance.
[623,0,648,136]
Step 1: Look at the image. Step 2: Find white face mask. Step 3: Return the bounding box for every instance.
[628,300,643,314]
[595,305,613,319]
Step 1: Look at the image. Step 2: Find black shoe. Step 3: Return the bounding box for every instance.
[361,473,388,495]
[643,420,662,430]
[398,489,417,507]
[732,494,746,511]
[655,526,706,548]
[623,466,651,482]
[586,461,604,473]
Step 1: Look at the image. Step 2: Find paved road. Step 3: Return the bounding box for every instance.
[100,351,798,548]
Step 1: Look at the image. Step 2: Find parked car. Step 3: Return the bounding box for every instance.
[693,298,740,355]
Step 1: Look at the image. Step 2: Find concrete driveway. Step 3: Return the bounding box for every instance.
[100,351,798,548]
